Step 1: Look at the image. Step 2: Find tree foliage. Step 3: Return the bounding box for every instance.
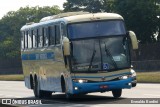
[114,0,159,43]
[0,6,61,59]
[63,0,114,12]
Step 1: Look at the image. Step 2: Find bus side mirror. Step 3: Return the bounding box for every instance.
[128,31,138,50]
[63,37,70,56]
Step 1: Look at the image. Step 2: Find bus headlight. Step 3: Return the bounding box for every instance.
[130,69,136,77]
[73,79,88,83]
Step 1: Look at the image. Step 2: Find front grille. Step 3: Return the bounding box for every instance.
[86,77,120,83]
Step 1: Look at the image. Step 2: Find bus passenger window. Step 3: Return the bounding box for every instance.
[25,31,28,49]
[55,25,60,45]
[48,26,55,45]
[33,30,37,48]
[21,32,25,49]
[44,28,49,47]
[38,28,43,47]
[28,30,32,49]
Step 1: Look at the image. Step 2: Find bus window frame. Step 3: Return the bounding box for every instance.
[36,29,39,48]
[21,31,25,49]
[31,30,34,49]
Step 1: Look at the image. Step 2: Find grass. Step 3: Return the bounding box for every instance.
[0,72,160,83]
[137,72,160,83]
[0,74,24,81]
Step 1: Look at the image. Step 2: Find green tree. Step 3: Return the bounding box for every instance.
[63,0,114,12]
[114,0,159,43]
[0,6,61,59]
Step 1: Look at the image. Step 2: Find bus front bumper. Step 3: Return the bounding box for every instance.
[71,77,136,94]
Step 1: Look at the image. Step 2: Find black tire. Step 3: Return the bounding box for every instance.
[33,78,41,98]
[64,82,73,99]
[33,78,38,97]
[33,79,52,98]
[132,83,137,87]
[66,93,73,99]
[112,89,122,98]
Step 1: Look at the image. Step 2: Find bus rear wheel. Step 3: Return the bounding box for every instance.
[33,78,52,98]
[112,89,122,98]
[33,78,42,98]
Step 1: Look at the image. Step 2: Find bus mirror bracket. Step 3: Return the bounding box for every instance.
[128,31,138,50]
[63,37,70,56]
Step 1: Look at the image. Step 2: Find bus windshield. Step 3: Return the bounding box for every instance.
[70,36,130,72]
[68,20,126,39]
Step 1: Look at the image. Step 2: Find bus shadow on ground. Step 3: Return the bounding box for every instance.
[43,94,126,104]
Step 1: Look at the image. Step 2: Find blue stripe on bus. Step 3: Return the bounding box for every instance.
[21,52,55,60]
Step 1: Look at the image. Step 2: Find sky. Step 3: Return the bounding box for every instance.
[0,0,66,19]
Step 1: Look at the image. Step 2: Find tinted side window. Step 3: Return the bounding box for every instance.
[38,28,43,47]
[28,30,32,49]
[21,32,25,49]
[55,25,60,45]
[44,27,49,47]
[33,30,37,48]
[48,26,55,45]
[25,31,28,48]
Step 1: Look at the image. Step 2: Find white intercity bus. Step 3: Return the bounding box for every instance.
[21,12,138,99]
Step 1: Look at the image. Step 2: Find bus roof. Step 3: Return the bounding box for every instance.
[64,13,124,23]
[21,12,124,31]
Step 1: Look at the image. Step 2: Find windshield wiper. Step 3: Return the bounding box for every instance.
[88,41,96,71]
[88,50,96,71]
[104,42,118,69]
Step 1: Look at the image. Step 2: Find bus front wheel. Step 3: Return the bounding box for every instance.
[64,82,73,99]
[112,89,122,98]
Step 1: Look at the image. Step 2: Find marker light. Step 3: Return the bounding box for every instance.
[75,87,78,90]
[128,83,131,86]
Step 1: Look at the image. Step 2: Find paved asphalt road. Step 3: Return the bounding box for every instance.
[0,81,159,107]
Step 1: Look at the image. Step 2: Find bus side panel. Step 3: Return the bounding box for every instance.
[32,46,68,92]
[21,45,70,92]
[21,53,33,89]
